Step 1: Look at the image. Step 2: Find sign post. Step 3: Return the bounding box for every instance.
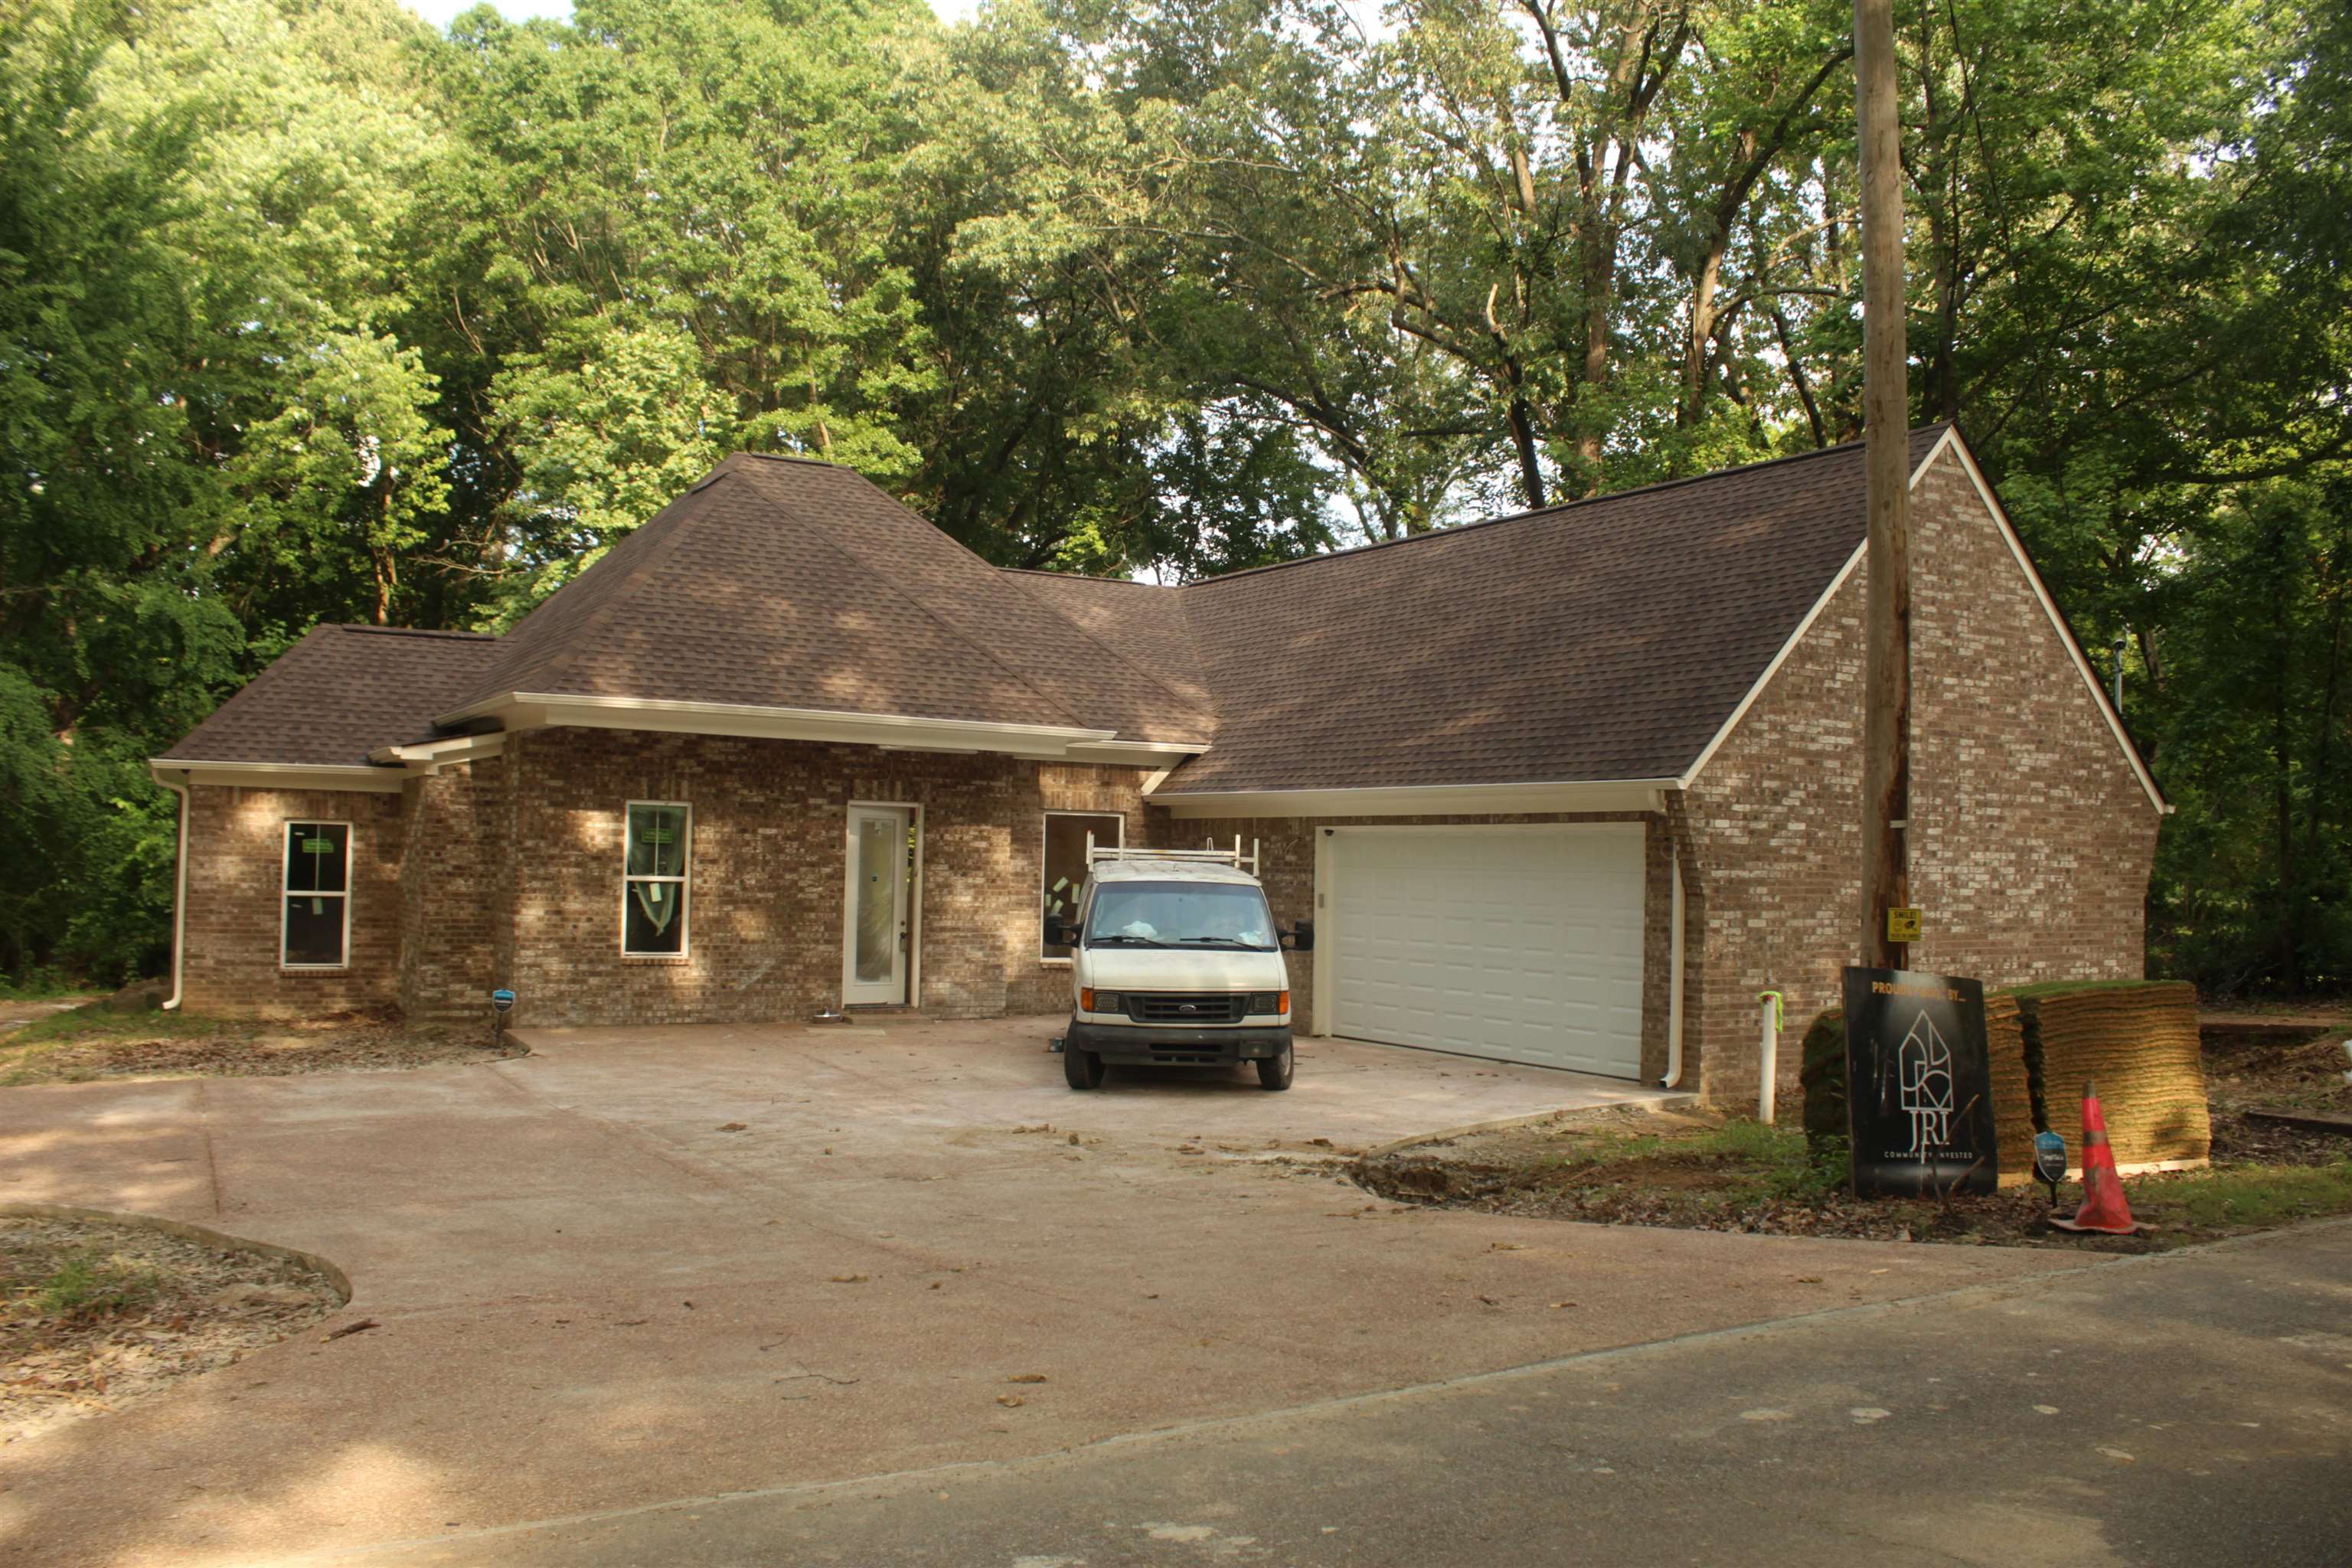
[2033,1130,2069,1209]
[1841,967,1998,1197]
[490,987,516,1047]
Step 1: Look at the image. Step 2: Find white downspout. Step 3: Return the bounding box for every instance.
[1757,990,1784,1123]
[1660,847,1685,1089]
[158,771,190,1011]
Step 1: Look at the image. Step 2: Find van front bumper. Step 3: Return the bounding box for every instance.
[1065,1019,1292,1067]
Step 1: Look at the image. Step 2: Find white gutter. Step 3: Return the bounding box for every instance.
[438,691,1202,764]
[148,759,406,793]
[157,770,189,1012]
[1151,778,1677,819]
[1661,847,1685,1089]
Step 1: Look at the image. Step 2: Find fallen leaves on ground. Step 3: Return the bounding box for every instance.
[1,1008,520,1086]
[2,1217,343,1446]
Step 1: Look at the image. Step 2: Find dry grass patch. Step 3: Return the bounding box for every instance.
[0,1005,521,1086]
[2,1216,345,1446]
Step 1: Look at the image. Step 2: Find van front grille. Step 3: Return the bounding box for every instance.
[1125,993,1247,1024]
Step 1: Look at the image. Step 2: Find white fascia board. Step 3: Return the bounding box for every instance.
[1148,779,1674,819]
[1675,536,1867,790]
[1919,428,2171,815]
[460,691,1151,760]
[1063,740,1203,766]
[368,733,510,772]
[149,760,407,794]
[1671,429,2167,815]
[1676,439,1945,792]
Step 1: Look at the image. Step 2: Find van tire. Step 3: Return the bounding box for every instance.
[1256,1042,1293,1091]
[1065,1047,1106,1089]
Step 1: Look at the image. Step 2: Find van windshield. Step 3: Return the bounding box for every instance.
[1083,882,1276,950]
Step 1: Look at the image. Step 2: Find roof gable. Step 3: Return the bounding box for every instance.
[158,625,501,769]
[443,456,1213,744]
[1150,427,1948,795]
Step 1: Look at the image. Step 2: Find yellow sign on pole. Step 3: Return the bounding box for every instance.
[1886,906,1923,944]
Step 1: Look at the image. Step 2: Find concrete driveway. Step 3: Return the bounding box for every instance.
[0,1018,2076,1567]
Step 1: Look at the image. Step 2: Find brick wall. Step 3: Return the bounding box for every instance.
[479,730,1153,1027]
[396,759,505,1021]
[179,783,403,1017]
[1681,443,2161,1108]
[1005,763,1156,1015]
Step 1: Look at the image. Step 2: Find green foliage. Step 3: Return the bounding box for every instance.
[2135,1160,2352,1233]
[1797,1008,1849,1149]
[32,1249,159,1321]
[0,0,2344,992]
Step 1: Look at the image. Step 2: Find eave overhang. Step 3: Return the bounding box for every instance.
[1146,778,1677,819]
[437,691,1205,764]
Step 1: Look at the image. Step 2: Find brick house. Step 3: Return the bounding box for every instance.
[151,425,2165,1104]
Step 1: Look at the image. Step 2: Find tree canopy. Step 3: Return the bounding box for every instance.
[2,0,2344,994]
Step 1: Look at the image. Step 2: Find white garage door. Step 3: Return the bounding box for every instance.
[1326,825,1646,1078]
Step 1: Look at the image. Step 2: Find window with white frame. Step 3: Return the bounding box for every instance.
[282,822,351,969]
[623,802,691,956]
[1042,812,1124,959]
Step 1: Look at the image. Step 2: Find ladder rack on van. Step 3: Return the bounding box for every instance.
[1086,835,1261,877]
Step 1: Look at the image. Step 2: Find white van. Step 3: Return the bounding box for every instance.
[1047,842,1313,1092]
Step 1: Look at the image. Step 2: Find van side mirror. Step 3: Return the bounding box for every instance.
[1282,920,1315,952]
[1045,917,1077,948]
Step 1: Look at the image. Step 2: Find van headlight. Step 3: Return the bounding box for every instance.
[1250,991,1288,1015]
[1085,990,1122,1015]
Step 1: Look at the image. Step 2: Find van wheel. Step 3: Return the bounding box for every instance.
[1256,1042,1293,1091]
[1065,1047,1106,1089]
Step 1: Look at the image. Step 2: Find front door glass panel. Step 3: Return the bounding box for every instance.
[854,814,900,985]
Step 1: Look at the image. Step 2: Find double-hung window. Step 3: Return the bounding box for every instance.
[282,822,351,969]
[623,802,691,956]
[1041,812,1124,960]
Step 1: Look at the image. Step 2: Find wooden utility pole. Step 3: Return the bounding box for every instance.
[1854,0,1911,969]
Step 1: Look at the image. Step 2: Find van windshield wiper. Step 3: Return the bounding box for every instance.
[1089,934,1172,947]
[1174,937,1270,949]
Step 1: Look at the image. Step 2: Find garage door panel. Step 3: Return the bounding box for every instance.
[1328,826,1645,1078]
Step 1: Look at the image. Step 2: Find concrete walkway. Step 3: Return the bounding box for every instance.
[0,1018,2074,1567]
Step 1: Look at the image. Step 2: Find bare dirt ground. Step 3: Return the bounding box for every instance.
[0,1006,524,1086]
[2,1216,345,1447]
[1354,1019,2352,1254]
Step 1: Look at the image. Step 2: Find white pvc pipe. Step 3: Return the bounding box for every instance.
[1660,848,1685,1089]
[158,771,190,1011]
[1757,991,1782,1123]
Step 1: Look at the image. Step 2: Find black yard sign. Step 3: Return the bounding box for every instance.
[1841,967,1998,1197]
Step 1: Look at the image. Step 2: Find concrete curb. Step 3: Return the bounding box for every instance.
[2,1201,353,1305]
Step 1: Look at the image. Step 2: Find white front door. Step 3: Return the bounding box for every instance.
[1326,825,1646,1078]
[842,805,913,1005]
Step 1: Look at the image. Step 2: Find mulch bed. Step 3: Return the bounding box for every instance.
[1352,1024,2352,1256]
[2,1217,345,1446]
[2,1010,523,1086]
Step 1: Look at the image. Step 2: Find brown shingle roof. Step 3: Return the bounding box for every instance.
[165,430,1952,783]
[443,456,1214,744]
[1149,426,1949,794]
[158,626,502,768]
[1002,570,1213,718]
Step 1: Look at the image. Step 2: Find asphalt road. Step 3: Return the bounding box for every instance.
[272,1217,2351,1568]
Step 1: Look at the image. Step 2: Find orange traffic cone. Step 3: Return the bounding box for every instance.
[2052,1082,2139,1235]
